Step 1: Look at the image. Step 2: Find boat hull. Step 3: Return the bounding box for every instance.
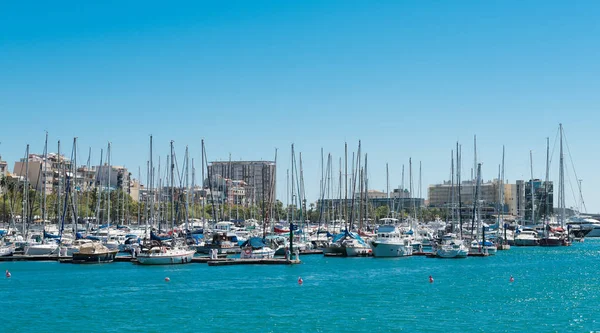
[72,250,118,263]
[136,250,195,265]
[372,242,412,257]
[345,246,372,257]
[514,239,538,246]
[24,244,60,256]
[436,247,468,258]
[539,237,563,246]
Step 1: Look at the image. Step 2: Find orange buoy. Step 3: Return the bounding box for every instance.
[5,270,11,278]
[298,277,303,285]
[509,276,514,283]
[429,275,434,283]
[165,277,170,282]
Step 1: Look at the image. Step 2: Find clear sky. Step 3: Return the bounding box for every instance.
[1,1,599,212]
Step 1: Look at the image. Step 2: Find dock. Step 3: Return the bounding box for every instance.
[207,258,301,266]
[0,255,62,262]
[413,252,434,256]
[299,249,323,255]
[467,252,490,257]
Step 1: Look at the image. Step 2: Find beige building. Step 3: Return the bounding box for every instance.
[13,153,70,194]
[428,179,511,211]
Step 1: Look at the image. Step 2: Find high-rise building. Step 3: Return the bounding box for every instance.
[207,161,275,206]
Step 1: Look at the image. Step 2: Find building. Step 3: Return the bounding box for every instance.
[0,156,7,195]
[96,165,131,191]
[428,179,553,222]
[208,161,275,206]
[13,153,71,195]
[524,179,553,222]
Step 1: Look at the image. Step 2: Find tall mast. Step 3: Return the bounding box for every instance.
[386,163,390,217]
[201,139,205,230]
[42,133,48,230]
[185,145,190,233]
[544,137,550,225]
[148,135,153,237]
[72,137,78,235]
[559,124,565,227]
[344,142,348,227]
[170,141,175,230]
[57,140,61,229]
[450,150,455,228]
[95,149,103,228]
[107,143,112,229]
[529,150,534,226]
[23,144,30,237]
[457,143,462,239]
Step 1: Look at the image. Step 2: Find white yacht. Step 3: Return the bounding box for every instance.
[136,243,195,265]
[566,216,600,237]
[371,225,413,257]
[514,229,539,246]
[435,234,468,258]
[469,240,497,255]
[240,237,275,259]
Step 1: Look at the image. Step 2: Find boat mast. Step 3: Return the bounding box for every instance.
[95,149,103,228]
[72,137,78,235]
[559,124,565,227]
[472,163,481,242]
[148,135,153,238]
[23,144,29,238]
[56,140,61,232]
[201,139,206,230]
[544,137,550,234]
[170,141,175,231]
[457,143,463,239]
[42,133,48,233]
[107,143,112,232]
[529,150,534,226]
[185,146,190,233]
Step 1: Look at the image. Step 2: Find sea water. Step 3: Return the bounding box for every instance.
[2,240,600,333]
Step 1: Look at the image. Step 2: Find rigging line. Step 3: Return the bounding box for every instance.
[563,162,579,211]
[562,129,586,213]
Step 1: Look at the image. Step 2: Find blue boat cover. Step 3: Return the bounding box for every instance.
[240,237,268,249]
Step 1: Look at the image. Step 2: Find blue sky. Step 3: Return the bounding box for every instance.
[1,1,599,212]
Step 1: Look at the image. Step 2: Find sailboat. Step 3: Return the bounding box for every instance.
[24,141,60,256]
[436,145,468,258]
[136,137,195,265]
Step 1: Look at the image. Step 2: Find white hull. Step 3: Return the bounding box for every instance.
[24,244,60,256]
[436,247,469,258]
[136,249,195,265]
[345,246,372,257]
[240,248,275,259]
[0,246,15,256]
[514,238,538,246]
[372,242,412,257]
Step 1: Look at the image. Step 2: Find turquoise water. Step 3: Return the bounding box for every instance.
[2,240,600,333]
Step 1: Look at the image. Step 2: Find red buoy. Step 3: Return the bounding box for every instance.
[429,275,434,283]
[298,277,303,285]
[5,270,11,278]
[509,276,514,283]
[165,277,170,282]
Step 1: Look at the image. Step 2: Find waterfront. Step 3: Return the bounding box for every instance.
[1,240,599,332]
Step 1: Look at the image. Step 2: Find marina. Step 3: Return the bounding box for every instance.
[2,239,600,332]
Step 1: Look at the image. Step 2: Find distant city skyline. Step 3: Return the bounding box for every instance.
[1,1,598,211]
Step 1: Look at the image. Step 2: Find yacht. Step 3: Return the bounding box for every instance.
[136,241,195,265]
[72,242,119,263]
[240,237,275,259]
[566,216,600,237]
[514,229,539,246]
[371,225,413,257]
[435,234,468,258]
[469,240,497,255]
